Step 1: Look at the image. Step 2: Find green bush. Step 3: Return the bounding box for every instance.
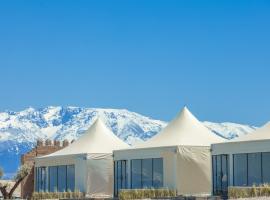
[228,184,270,199]
[118,188,177,200]
[31,190,84,199]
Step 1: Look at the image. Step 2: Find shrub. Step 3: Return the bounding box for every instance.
[31,190,84,199]
[228,184,270,199]
[118,188,177,200]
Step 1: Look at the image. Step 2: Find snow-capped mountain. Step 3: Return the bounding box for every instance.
[0,106,256,179]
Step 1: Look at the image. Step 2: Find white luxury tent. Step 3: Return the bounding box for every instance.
[35,118,129,198]
[113,107,225,196]
[211,122,270,196]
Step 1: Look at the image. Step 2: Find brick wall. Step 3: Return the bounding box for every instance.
[20,139,70,199]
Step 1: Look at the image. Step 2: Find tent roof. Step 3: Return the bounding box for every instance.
[39,118,129,158]
[231,122,270,142]
[134,107,225,148]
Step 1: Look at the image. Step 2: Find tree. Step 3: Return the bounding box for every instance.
[0,167,3,179]
[0,164,31,199]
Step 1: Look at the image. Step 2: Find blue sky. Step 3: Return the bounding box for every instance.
[0,1,269,126]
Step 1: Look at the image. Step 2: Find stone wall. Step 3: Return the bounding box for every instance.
[20,139,70,199]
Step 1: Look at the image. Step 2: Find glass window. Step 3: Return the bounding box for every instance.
[131,159,142,189]
[234,154,248,186]
[153,158,163,188]
[67,165,75,191]
[216,155,222,192]
[262,152,270,183]
[58,165,67,192]
[35,167,38,192]
[221,155,228,191]
[131,158,163,189]
[121,161,127,189]
[114,160,127,197]
[49,166,58,192]
[114,161,117,196]
[117,161,122,191]
[212,156,217,194]
[212,155,229,196]
[142,159,153,188]
[248,153,262,186]
[41,167,47,192]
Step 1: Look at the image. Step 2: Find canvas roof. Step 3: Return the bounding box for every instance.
[39,118,129,158]
[134,106,225,148]
[230,122,270,142]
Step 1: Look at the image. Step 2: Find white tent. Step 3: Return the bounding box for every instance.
[114,107,225,196]
[211,122,270,196]
[35,118,129,198]
[135,106,223,148]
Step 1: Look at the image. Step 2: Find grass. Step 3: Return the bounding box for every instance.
[228,184,270,199]
[118,188,177,200]
[31,190,84,199]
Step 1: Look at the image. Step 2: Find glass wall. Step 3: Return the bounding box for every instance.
[233,152,270,187]
[153,158,163,188]
[233,154,248,186]
[142,159,152,188]
[131,159,142,189]
[214,152,270,197]
[212,155,229,196]
[35,167,47,192]
[114,160,127,197]
[262,152,270,183]
[58,165,67,192]
[67,165,75,191]
[131,158,163,189]
[49,166,58,192]
[35,165,75,192]
[248,153,261,186]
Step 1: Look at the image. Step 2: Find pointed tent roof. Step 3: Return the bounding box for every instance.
[231,122,270,142]
[40,118,129,158]
[134,107,225,148]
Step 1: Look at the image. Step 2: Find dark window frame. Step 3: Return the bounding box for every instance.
[36,165,75,193]
[130,158,163,190]
[212,154,229,196]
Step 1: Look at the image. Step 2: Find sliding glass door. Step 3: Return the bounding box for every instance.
[114,160,127,197]
[212,155,229,196]
[131,158,163,189]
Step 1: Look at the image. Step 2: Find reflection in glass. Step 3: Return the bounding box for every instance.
[58,165,67,192]
[234,154,248,186]
[248,153,261,186]
[153,158,163,188]
[131,159,142,188]
[142,159,152,188]
[67,165,75,191]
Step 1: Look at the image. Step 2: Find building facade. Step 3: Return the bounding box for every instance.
[21,139,68,199]
[211,122,270,197]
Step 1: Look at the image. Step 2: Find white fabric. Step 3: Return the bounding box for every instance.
[86,154,113,198]
[40,118,129,158]
[35,119,129,197]
[231,122,270,142]
[176,146,211,195]
[134,107,225,148]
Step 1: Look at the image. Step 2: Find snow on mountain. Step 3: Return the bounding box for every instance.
[203,121,257,139]
[0,106,256,178]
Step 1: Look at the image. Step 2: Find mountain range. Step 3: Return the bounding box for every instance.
[0,106,256,179]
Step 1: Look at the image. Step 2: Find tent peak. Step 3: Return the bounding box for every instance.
[92,117,104,126]
[175,106,198,123]
[134,106,225,148]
